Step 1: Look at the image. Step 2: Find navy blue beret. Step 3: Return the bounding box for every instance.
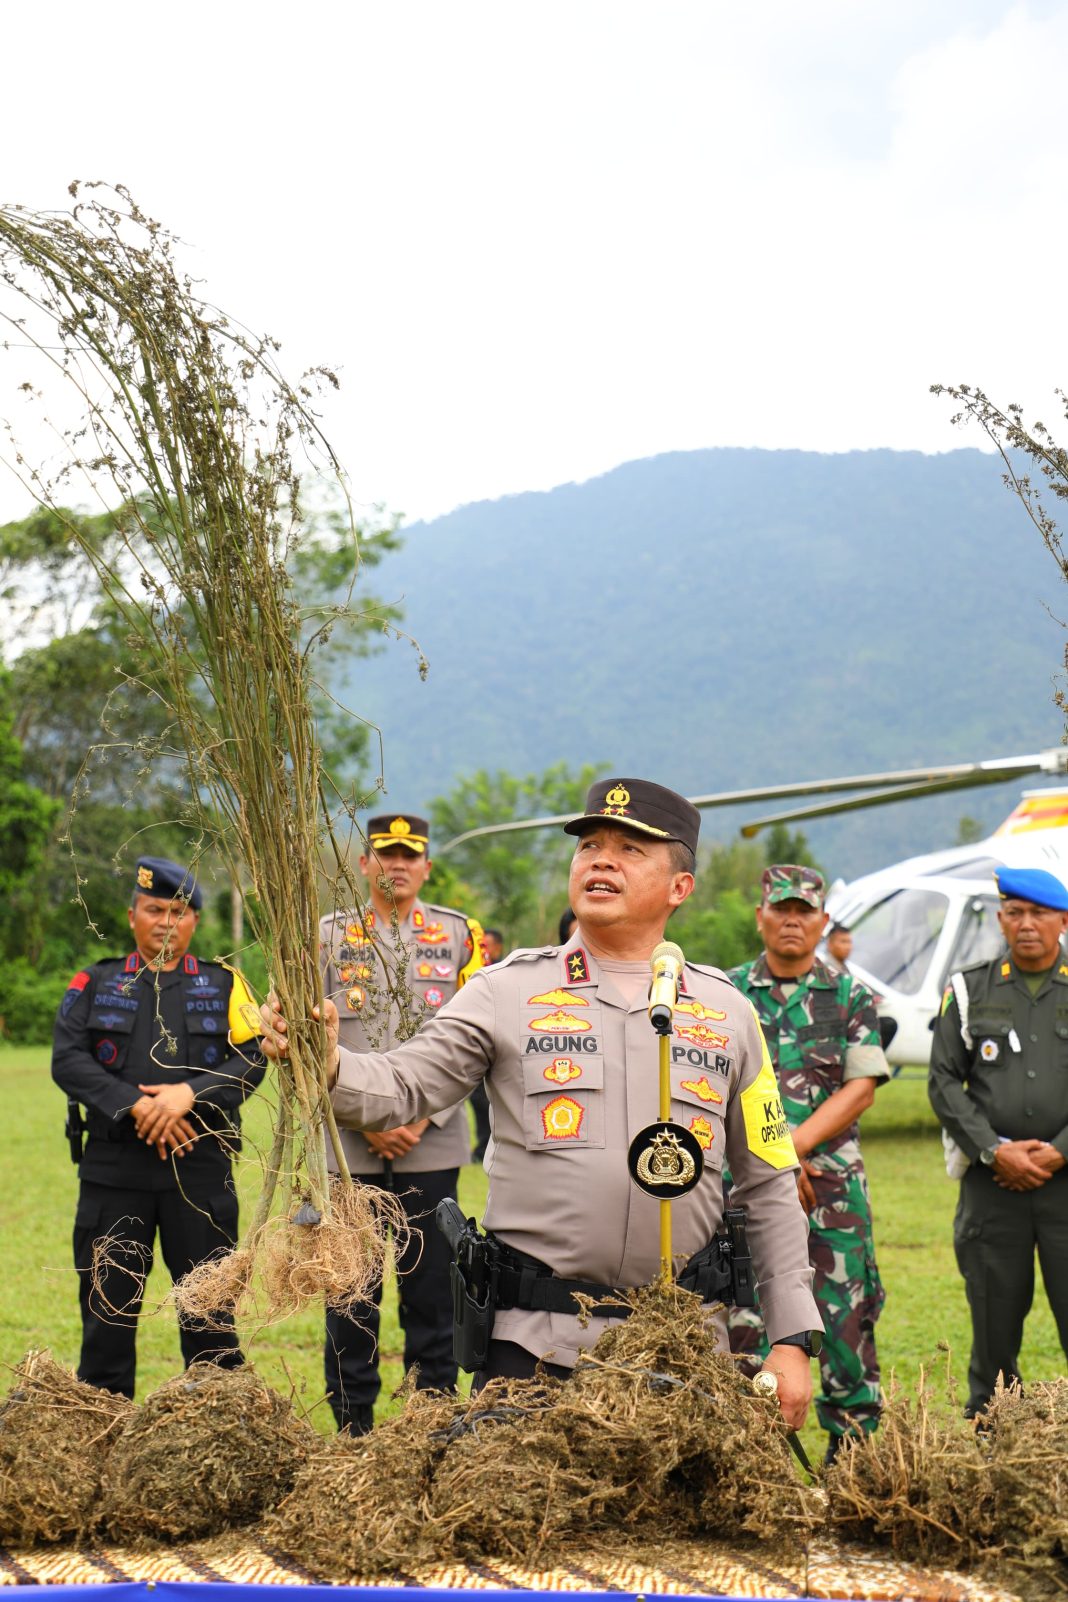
[133,856,202,910]
[995,866,1068,912]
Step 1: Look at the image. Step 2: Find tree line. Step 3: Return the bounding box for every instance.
[0,507,816,1044]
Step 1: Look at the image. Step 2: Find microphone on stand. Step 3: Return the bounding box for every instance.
[648,940,684,1036]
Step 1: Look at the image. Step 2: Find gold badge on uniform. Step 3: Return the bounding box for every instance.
[137,865,154,889]
[689,1115,714,1150]
[628,1122,704,1198]
[543,1057,582,1085]
[541,1095,584,1140]
[675,997,728,1023]
[680,1076,723,1105]
[676,1023,730,1051]
[529,1009,591,1032]
[528,988,589,1007]
[346,986,366,1011]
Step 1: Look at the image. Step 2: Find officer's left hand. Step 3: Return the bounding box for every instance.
[761,1344,813,1431]
[134,1082,196,1145]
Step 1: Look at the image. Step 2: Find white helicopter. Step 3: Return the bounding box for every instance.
[437,749,1068,1068]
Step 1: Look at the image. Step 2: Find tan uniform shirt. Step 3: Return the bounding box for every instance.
[332,935,819,1365]
[320,898,483,1175]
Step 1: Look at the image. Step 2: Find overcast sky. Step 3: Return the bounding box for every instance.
[2,0,1066,526]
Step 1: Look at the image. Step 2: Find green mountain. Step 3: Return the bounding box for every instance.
[343,447,1065,880]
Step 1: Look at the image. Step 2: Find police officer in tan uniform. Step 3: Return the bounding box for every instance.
[319,813,483,1432]
[268,780,820,1428]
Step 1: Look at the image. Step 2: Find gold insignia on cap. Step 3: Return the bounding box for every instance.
[137,866,154,889]
[605,783,631,808]
[389,817,411,837]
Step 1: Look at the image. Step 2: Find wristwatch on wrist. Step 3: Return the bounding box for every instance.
[773,1329,824,1356]
[979,1147,997,1167]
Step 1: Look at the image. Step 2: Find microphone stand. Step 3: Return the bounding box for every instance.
[651,999,674,1283]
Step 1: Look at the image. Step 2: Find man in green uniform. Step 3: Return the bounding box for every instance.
[728,864,889,1461]
[929,864,1068,1419]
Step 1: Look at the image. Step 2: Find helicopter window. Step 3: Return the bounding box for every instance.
[848,889,949,996]
[941,896,1003,984]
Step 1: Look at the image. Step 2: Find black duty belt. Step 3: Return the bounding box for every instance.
[489,1237,734,1319]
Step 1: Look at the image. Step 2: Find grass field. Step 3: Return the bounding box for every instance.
[2,1046,1064,1462]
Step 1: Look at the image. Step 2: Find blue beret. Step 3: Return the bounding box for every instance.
[133,856,202,910]
[995,866,1068,912]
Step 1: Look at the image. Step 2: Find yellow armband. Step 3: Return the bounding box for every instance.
[739,1027,796,1170]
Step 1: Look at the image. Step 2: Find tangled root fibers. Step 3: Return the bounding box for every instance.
[174,1179,408,1327]
[273,1285,815,1579]
[265,1386,466,1580]
[100,1364,316,1543]
[0,1351,132,1545]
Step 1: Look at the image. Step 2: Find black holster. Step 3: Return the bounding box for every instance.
[438,1198,499,1372]
[677,1204,755,1308]
[65,1098,86,1165]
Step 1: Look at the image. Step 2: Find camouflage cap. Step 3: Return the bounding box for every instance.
[761,863,826,910]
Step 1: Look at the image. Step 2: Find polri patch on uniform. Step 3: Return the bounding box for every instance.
[424,987,445,1008]
[543,1056,582,1084]
[628,1122,704,1197]
[62,971,91,1014]
[980,1038,999,1062]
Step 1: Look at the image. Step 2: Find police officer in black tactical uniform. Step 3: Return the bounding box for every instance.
[51,857,264,1397]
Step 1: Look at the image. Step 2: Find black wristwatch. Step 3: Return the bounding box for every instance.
[773,1330,824,1356]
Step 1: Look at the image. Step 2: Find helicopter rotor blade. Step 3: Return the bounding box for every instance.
[434,750,1068,854]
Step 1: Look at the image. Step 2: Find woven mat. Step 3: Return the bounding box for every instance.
[0,1533,1020,1599]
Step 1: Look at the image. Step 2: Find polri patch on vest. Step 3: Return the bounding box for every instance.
[980,1038,999,1062]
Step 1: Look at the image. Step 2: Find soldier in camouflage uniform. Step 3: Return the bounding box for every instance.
[728,864,889,1460]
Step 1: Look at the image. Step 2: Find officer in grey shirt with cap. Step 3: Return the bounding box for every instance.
[262,778,821,1429]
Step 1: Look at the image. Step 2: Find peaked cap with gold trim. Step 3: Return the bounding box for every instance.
[563,778,700,856]
[367,813,430,855]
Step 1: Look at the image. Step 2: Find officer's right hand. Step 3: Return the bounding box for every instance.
[992,1139,1052,1190]
[259,992,341,1083]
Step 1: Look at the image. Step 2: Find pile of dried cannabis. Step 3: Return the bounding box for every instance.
[0,1352,132,1545]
